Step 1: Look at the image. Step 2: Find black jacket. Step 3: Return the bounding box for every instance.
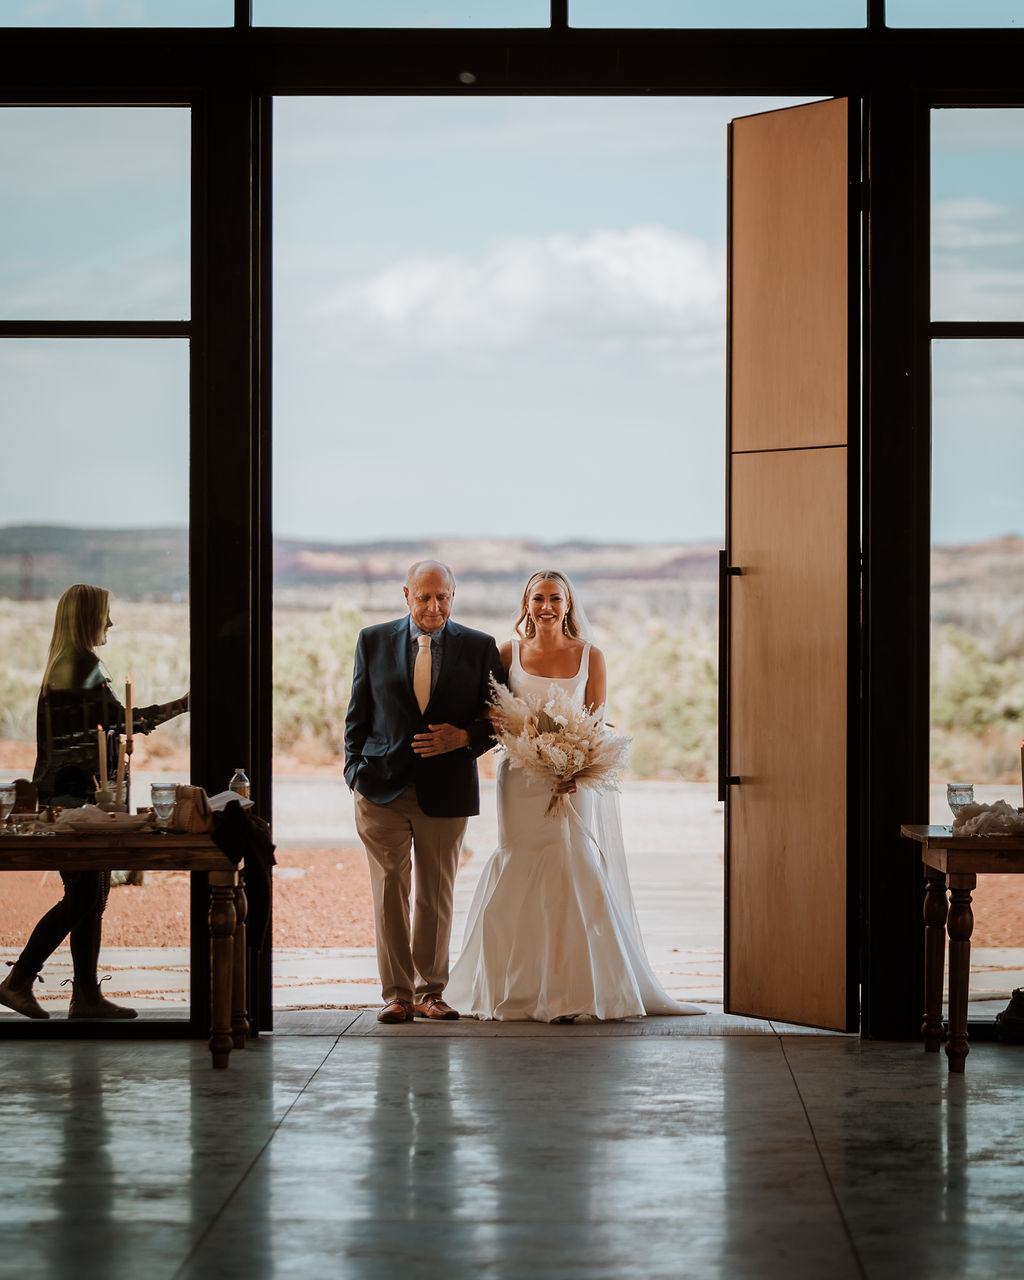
[32,653,171,804]
[343,617,503,818]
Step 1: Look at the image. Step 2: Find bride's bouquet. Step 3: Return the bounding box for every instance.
[489,677,632,817]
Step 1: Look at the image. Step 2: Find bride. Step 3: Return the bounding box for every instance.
[446,570,704,1022]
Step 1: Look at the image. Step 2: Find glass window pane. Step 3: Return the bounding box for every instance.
[889,0,1024,26]
[931,340,1024,546]
[0,107,190,321]
[0,338,191,1019]
[930,339,1024,1003]
[932,109,1024,321]
[1,1,232,25]
[570,0,866,27]
[253,0,548,26]
[931,337,1024,783]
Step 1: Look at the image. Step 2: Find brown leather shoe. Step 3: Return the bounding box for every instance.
[377,999,414,1024]
[66,979,138,1020]
[0,966,48,1020]
[412,995,460,1020]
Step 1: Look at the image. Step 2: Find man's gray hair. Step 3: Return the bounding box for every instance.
[406,559,455,589]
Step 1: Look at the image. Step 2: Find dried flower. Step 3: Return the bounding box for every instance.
[489,676,632,817]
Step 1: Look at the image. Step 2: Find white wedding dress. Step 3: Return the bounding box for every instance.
[446,639,705,1022]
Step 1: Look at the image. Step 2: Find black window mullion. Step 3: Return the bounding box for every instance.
[930,322,1024,339]
[0,321,191,338]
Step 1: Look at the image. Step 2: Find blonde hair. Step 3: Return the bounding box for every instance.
[515,571,581,640]
[41,584,110,692]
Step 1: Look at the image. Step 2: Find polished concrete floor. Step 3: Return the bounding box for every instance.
[3,1021,1024,1280]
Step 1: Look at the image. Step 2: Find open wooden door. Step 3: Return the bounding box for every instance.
[722,98,859,1031]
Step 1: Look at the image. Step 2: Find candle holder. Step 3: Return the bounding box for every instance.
[97,780,128,813]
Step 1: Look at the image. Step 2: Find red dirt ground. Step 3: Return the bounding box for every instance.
[2,848,1021,950]
[1,740,1020,951]
[0,848,376,950]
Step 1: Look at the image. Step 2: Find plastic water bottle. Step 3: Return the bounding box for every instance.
[228,767,250,800]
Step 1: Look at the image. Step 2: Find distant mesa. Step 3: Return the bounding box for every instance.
[1,526,1018,629]
[0,525,189,603]
[0,524,721,601]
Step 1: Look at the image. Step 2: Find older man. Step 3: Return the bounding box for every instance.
[344,561,504,1023]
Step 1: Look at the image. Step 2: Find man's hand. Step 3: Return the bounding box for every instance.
[412,723,470,757]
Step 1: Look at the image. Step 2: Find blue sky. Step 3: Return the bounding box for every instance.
[0,94,1021,545]
[4,1,1023,28]
[271,95,768,543]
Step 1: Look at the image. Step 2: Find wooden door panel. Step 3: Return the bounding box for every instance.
[725,96,855,1032]
[730,98,849,454]
[728,448,848,1028]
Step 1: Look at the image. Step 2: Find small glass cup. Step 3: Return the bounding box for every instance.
[947,783,974,819]
[151,783,177,828]
[10,810,38,836]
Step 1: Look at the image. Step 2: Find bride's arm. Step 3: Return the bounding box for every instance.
[585,646,607,715]
[487,641,515,726]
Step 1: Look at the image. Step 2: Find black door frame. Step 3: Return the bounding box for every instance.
[3,13,1023,1038]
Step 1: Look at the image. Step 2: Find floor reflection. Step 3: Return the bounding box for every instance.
[49,1054,117,1278]
[1,1034,1022,1279]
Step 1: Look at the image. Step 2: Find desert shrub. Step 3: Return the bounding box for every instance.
[273,602,364,756]
[930,726,1024,784]
[609,622,719,781]
[5,597,1022,786]
[931,624,1024,732]
[930,623,1024,782]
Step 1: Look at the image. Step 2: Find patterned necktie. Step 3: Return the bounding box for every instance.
[414,633,432,713]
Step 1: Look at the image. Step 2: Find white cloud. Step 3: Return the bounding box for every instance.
[318,224,724,351]
[931,197,1021,250]
[932,108,1024,154]
[931,197,1024,320]
[1,247,188,320]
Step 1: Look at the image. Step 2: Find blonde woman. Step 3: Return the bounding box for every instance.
[0,584,188,1021]
[446,571,704,1023]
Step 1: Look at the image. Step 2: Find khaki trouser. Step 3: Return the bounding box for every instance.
[355,786,468,1003]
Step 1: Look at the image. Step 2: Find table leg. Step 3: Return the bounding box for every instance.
[232,880,249,1049]
[945,872,976,1074]
[922,868,948,1053]
[208,872,237,1069]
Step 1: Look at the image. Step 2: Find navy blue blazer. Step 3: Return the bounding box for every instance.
[343,617,504,818]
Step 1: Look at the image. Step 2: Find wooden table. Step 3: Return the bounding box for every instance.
[901,823,1024,1073]
[0,831,247,1068]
